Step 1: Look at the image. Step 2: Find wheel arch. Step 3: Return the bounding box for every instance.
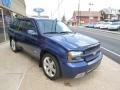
[40,49,60,66]
[39,49,62,76]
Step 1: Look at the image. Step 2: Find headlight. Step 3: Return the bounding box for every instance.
[67,51,83,61]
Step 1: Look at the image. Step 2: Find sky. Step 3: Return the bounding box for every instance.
[25,0,120,20]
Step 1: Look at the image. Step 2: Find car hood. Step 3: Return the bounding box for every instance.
[46,33,99,51]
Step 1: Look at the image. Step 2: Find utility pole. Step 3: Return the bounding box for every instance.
[89,3,94,23]
[77,0,80,26]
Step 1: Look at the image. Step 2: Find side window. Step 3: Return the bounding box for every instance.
[19,20,36,31]
[10,19,19,30]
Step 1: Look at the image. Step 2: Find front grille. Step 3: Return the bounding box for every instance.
[82,44,100,62]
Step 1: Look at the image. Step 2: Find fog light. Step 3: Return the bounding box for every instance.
[75,72,85,78]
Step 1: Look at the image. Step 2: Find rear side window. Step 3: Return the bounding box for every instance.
[10,19,19,30]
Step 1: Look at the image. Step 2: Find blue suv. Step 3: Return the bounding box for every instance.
[8,18,103,80]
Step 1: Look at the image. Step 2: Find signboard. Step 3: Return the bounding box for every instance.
[1,0,11,8]
[33,8,44,13]
[33,8,44,17]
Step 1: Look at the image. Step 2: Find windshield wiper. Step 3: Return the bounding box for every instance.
[59,31,72,33]
[44,31,72,34]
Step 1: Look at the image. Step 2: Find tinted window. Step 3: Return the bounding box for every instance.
[10,19,19,30]
[19,20,36,31]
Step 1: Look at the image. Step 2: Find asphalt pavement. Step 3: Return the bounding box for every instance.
[71,26,120,64]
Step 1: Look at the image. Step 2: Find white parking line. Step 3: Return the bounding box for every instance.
[101,47,120,57]
[17,72,26,90]
[17,65,36,90]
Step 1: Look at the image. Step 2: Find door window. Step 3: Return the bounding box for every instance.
[18,20,36,32]
[10,19,19,30]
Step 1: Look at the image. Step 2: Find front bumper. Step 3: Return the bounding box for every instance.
[94,26,100,28]
[100,26,108,29]
[108,28,119,30]
[60,52,103,78]
[108,27,119,30]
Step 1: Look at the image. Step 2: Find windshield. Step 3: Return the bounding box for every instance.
[37,20,72,34]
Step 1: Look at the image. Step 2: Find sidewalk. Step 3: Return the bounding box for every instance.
[0,42,120,90]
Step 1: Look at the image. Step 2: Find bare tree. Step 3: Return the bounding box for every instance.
[61,15,66,24]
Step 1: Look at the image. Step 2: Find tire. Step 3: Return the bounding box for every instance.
[10,39,19,52]
[42,53,60,80]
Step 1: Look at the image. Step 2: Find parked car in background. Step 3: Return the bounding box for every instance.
[84,23,89,27]
[8,18,103,80]
[87,22,96,28]
[100,22,112,29]
[108,22,120,31]
[94,22,104,29]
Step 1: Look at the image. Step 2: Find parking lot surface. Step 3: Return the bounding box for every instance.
[0,42,120,90]
[72,26,120,64]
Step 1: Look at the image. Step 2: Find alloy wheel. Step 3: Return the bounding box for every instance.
[43,57,56,77]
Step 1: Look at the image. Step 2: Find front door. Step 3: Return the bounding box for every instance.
[18,19,40,59]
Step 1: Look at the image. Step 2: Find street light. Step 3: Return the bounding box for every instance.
[89,3,94,23]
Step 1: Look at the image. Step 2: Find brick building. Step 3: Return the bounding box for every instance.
[72,11,101,25]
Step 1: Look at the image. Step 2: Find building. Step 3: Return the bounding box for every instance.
[71,11,101,26]
[0,0,26,43]
[101,8,120,21]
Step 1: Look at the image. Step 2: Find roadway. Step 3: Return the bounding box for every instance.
[71,26,120,64]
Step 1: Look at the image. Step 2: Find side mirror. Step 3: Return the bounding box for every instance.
[27,30,38,36]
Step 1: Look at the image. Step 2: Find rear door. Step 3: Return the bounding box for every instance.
[9,19,24,47]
